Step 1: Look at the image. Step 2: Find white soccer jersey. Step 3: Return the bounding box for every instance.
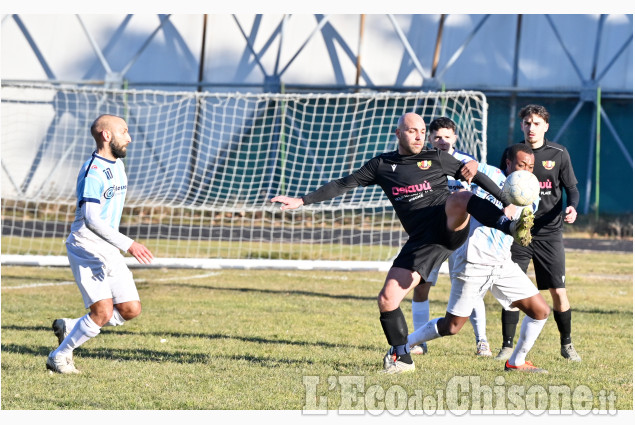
[67,152,130,253]
[452,163,539,267]
[426,149,487,283]
[446,150,475,192]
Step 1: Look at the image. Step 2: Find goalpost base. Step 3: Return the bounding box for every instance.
[2,84,485,270]
[1,254,449,274]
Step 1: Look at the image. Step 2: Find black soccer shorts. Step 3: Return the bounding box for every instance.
[510,236,567,290]
[392,204,470,281]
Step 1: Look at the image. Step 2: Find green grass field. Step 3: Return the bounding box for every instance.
[1,250,632,413]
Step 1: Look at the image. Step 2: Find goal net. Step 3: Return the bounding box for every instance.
[1,83,487,270]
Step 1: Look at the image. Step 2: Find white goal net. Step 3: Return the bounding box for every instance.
[1,83,487,270]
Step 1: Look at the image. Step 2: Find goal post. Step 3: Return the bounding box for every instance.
[1,83,487,270]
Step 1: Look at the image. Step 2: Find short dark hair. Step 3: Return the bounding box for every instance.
[429,117,457,133]
[506,143,534,162]
[518,104,550,124]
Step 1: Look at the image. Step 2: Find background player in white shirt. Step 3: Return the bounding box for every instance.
[407,143,552,372]
[46,114,154,374]
[410,117,491,357]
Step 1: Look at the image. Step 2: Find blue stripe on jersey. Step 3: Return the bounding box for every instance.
[452,150,476,164]
[79,198,101,207]
[84,156,96,178]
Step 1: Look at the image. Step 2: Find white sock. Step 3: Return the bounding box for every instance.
[469,298,487,342]
[412,300,430,331]
[53,313,101,357]
[407,317,442,347]
[66,317,80,330]
[104,307,126,327]
[508,315,547,366]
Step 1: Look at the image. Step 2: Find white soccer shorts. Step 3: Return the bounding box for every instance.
[446,260,538,317]
[66,241,140,308]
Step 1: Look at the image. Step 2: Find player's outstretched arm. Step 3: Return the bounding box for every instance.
[271,195,304,210]
[128,241,154,264]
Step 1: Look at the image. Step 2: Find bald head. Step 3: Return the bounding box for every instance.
[397,112,424,131]
[90,114,131,159]
[91,115,124,142]
[395,113,426,155]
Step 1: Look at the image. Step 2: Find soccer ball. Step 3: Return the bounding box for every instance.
[502,170,540,206]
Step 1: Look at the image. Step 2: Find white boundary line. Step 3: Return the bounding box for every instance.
[3,281,76,290]
[1,255,401,272]
[2,272,223,290]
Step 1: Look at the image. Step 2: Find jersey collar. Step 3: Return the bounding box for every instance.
[92,151,117,164]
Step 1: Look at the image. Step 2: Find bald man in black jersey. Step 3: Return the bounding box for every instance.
[495,104,582,362]
[272,112,533,373]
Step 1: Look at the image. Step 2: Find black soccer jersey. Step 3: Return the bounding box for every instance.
[503,140,578,238]
[302,148,503,237]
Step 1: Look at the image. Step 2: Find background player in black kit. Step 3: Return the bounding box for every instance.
[495,104,582,362]
[271,112,534,374]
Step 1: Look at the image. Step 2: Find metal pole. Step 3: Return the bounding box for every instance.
[187,14,208,203]
[595,86,601,219]
[431,14,446,78]
[355,14,366,87]
[198,14,208,92]
[507,14,523,146]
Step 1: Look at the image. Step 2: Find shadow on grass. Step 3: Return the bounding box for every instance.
[1,343,335,368]
[1,325,381,351]
[162,282,380,302]
[2,342,208,364]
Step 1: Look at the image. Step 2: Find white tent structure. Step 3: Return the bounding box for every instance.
[2,14,632,93]
[2,13,633,215]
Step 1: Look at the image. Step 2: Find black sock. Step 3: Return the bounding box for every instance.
[379,307,413,364]
[554,309,572,345]
[501,308,520,348]
[466,195,511,234]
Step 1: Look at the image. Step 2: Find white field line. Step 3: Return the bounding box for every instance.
[1,272,221,290]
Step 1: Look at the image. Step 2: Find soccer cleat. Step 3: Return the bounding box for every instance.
[504,360,547,373]
[46,351,80,374]
[410,343,428,355]
[475,340,492,356]
[494,346,514,361]
[381,348,415,374]
[52,318,72,345]
[561,343,582,362]
[509,207,534,247]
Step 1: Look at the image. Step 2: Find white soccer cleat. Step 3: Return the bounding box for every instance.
[381,348,415,374]
[410,343,428,355]
[46,351,80,374]
[52,318,72,345]
[561,343,582,362]
[476,340,492,357]
[494,346,514,361]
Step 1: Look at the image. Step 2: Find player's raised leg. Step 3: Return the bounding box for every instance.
[53,302,133,347]
[447,190,534,247]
